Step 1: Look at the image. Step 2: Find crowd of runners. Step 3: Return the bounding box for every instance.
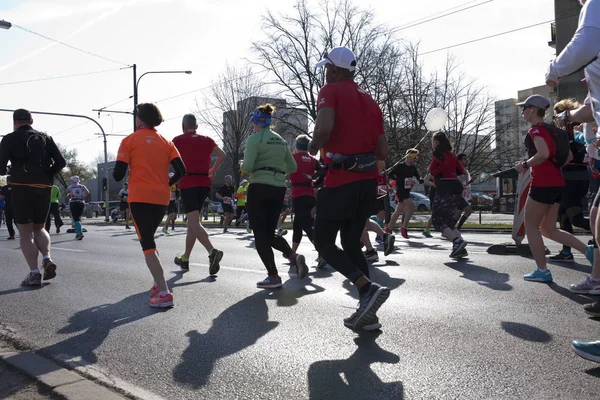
[0,0,599,364]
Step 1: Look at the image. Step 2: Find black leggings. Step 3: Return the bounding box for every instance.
[314,179,376,282]
[46,202,63,231]
[292,196,316,244]
[4,209,15,237]
[69,201,85,222]
[247,183,293,276]
[130,202,167,253]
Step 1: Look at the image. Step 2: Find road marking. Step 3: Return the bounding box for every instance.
[52,247,86,253]
[190,263,299,277]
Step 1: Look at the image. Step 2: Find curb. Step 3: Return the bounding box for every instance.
[0,351,127,400]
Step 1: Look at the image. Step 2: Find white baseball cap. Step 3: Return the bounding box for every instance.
[315,47,357,71]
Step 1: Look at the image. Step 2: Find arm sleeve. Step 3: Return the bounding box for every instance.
[113,161,128,182]
[284,149,297,174]
[0,136,10,176]
[547,26,600,80]
[46,137,66,176]
[240,137,257,174]
[169,157,186,186]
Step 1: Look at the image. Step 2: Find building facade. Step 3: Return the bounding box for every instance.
[494,98,521,168]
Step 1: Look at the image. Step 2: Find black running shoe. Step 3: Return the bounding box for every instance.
[174,254,190,271]
[41,258,57,280]
[209,249,223,275]
[548,250,574,262]
[584,301,600,318]
[383,234,395,256]
[346,283,390,330]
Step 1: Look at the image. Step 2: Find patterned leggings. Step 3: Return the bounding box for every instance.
[432,193,460,232]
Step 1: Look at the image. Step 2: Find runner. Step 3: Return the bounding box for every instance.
[514,95,593,282]
[422,173,435,238]
[363,161,395,259]
[429,131,468,258]
[162,173,179,234]
[65,176,89,240]
[311,46,390,331]
[386,149,422,238]
[455,154,475,230]
[240,103,308,289]
[118,182,131,229]
[548,98,591,261]
[113,103,186,308]
[216,175,235,233]
[289,135,320,252]
[234,179,248,228]
[0,177,15,240]
[172,113,226,275]
[276,185,292,237]
[45,184,64,234]
[0,108,66,286]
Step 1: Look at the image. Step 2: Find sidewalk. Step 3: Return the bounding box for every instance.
[0,358,58,399]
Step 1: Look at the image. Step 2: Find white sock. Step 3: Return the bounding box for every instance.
[31,269,40,274]
[159,290,170,296]
[43,255,50,260]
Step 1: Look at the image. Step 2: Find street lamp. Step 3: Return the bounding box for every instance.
[0,20,11,29]
[132,66,192,130]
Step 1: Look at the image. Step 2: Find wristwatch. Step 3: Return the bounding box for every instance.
[521,160,529,170]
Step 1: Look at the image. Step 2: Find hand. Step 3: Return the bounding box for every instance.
[208,168,215,179]
[545,77,558,87]
[515,162,526,174]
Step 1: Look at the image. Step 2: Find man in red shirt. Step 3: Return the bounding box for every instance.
[172,114,227,275]
[309,46,390,331]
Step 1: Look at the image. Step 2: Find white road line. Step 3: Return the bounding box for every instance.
[51,247,86,253]
[190,263,299,277]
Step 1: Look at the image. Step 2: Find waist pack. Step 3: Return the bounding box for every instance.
[329,153,378,172]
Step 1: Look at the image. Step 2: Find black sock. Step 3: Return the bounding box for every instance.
[359,281,372,295]
[457,215,468,230]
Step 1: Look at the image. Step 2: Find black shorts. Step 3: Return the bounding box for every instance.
[373,197,385,214]
[222,203,234,214]
[11,185,51,225]
[562,179,589,209]
[167,200,177,214]
[69,201,85,222]
[456,197,469,210]
[396,189,411,202]
[529,186,563,205]
[180,186,211,213]
[120,201,128,212]
[130,202,167,253]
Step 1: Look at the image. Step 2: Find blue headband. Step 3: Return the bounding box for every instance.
[251,109,272,127]
[296,141,309,151]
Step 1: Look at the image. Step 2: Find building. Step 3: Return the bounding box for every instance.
[96,161,127,202]
[494,98,520,168]
[549,0,587,101]
[517,85,557,141]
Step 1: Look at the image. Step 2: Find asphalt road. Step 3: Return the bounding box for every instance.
[0,225,599,400]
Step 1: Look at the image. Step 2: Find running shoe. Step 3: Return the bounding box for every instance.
[315,256,328,269]
[523,268,553,283]
[584,301,600,317]
[451,248,468,259]
[208,249,223,275]
[422,229,433,238]
[150,292,174,308]
[174,254,190,271]
[126,225,131,230]
[383,234,395,256]
[7,236,15,240]
[294,253,308,279]
[449,238,467,258]
[344,313,381,331]
[400,227,409,239]
[375,236,383,245]
[346,283,390,330]
[149,285,160,298]
[246,226,252,234]
[75,233,84,240]
[277,228,288,237]
[223,227,228,233]
[364,249,379,262]
[384,226,392,234]
[548,250,574,262]
[41,258,57,280]
[162,226,169,234]
[21,272,42,286]
[571,340,600,363]
[586,244,595,265]
[570,277,600,295]
[257,276,283,289]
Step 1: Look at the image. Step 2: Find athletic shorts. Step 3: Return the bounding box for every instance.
[396,189,411,202]
[529,186,563,205]
[222,203,234,214]
[180,186,211,213]
[167,200,177,214]
[120,201,128,212]
[11,185,51,225]
[373,197,385,214]
[456,197,469,210]
[130,202,167,253]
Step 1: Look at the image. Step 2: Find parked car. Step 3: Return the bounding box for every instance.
[410,192,431,212]
[471,193,494,211]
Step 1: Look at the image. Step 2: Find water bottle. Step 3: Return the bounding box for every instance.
[326,152,347,164]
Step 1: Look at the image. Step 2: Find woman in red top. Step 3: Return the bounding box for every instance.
[515,95,592,283]
[429,132,467,258]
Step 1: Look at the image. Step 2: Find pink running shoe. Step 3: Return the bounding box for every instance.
[149,285,160,298]
[150,292,174,308]
[400,227,409,239]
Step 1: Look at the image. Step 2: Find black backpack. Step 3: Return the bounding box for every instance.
[524,123,570,167]
[23,130,51,171]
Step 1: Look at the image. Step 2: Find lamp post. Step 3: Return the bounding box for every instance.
[132,66,192,130]
[0,20,11,29]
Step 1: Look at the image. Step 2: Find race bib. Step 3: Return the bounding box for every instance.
[72,187,83,198]
[404,177,415,189]
[223,197,232,204]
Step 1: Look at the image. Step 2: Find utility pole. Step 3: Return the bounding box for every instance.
[132,63,138,131]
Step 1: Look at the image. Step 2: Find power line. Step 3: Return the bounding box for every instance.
[421,14,578,55]
[53,121,89,136]
[62,136,102,147]
[0,67,125,86]
[13,24,130,67]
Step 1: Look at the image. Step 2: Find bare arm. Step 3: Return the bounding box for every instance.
[210,146,227,179]
[376,134,389,161]
[309,107,335,156]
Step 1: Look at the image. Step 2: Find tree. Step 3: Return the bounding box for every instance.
[194,64,265,186]
[55,144,95,187]
[89,151,116,178]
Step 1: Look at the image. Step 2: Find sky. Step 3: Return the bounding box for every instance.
[0,0,559,165]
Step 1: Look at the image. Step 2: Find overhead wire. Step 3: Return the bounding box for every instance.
[0,67,126,86]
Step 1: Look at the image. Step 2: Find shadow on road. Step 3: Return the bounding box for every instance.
[501,321,552,343]
[342,268,405,301]
[547,283,597,305]
[307,332,403,400]
[585,367,600,379]
[0,286,44,297]
[546,260,592,274]
[444,260,513,291]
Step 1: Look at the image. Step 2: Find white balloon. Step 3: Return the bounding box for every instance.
[425,108,448,132]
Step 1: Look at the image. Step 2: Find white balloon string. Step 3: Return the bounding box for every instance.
[383,129,437,174]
